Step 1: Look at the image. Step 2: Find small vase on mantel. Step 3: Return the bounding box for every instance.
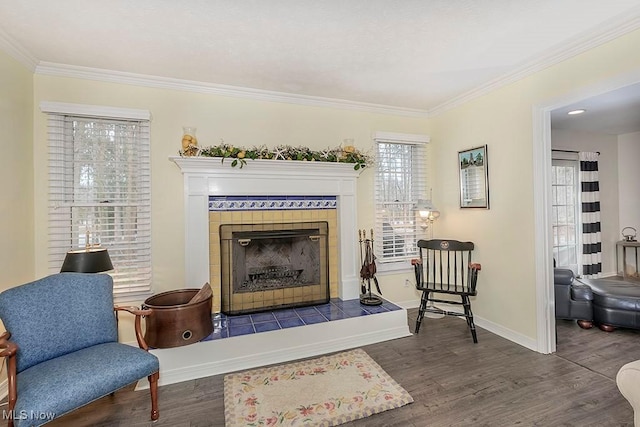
[181,127,199,156]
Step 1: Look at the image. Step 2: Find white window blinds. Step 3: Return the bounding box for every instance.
[374,133,429,263]
[46,108,152,301]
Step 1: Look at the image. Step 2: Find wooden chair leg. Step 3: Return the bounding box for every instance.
[148,371,160,421]
[7,355,16,427]
[461,297,472,329]
[462,295,478,344]
[415,291,429,333]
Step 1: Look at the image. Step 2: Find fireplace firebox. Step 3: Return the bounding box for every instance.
[220,221,329,315]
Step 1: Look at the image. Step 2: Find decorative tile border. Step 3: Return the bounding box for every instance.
[208,195,337,211]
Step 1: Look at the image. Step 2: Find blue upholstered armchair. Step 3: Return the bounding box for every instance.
[0,273,159,426]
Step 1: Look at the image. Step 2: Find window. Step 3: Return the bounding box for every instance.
[42,102,152,301]
[552,159,581,274]
[374,132,429,265]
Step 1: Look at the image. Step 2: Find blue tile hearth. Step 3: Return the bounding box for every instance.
[200,298,401,342]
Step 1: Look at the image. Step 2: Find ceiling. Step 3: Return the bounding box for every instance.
[1,0,640,117]
[551,82,640,135]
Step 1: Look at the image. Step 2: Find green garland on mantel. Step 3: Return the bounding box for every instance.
[179,141,372,170]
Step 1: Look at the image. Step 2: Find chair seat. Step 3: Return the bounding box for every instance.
[416,282,476,296]
[14,342,159,426]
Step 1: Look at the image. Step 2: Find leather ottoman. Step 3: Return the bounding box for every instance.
[578,278,640,331]
[554,268,593,328]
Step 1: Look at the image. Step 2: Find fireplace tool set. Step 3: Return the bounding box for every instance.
[359,229,383,306]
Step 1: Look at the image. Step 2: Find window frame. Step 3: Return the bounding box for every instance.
[41,102,153,303]
[373,132,430,273]
[551,158,582,275]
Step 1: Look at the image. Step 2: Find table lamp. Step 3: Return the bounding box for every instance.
[60,247,113,273]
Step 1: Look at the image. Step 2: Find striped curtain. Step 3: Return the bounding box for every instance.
[579,152,602,277]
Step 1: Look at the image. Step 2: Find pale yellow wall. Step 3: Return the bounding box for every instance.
[430,28,640,340]
[618,131,640,234]
[618,131,640,277]
[0,51,34,290]
[32,76,429,320]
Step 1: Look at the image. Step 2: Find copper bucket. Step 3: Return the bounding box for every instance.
[143,289,213,348]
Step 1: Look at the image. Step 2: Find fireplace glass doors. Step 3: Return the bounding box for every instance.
[220,222,329,315]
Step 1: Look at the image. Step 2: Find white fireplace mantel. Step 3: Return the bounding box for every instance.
[170,156,364,301]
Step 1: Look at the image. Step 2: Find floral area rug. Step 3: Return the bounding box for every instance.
[224,348,413,426]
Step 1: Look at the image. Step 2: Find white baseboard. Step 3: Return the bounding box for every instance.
[474,315,538,351]
[394,298,420,309]
[432,303,538,351]
[137,308,411,390]
[408,301,539,352]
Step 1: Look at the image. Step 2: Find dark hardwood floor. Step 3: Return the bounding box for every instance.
[42,309,640,426]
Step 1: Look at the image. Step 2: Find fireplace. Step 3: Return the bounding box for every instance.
[220,221,329,314]
[170,157,363,309]
[160,157,412,389]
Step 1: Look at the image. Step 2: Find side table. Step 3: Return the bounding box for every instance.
[616,240,640,280]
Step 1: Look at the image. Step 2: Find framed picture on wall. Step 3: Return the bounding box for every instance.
[458,145,490,209]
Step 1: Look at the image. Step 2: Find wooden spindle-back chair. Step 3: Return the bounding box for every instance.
[412,239,482,343]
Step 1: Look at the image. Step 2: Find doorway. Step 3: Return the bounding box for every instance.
[534,78,640,354]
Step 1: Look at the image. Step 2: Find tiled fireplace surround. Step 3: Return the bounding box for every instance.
[149,157,411,388]
[211,198,337,314]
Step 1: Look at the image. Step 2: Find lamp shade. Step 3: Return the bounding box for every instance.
[60,248,114,273]
[415,199,435,211]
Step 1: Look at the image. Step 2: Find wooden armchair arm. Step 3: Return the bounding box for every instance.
[411,258,423,287]
[468,263,482,292]
[0,331,17,357]
[0,331,18,422]
[114,306,154,351]
[115,306,153,317]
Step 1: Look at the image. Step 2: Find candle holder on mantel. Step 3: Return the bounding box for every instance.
[359,229,383,306]
[181,126,199,156]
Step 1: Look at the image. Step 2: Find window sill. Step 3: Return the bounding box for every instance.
[375,260,413,275]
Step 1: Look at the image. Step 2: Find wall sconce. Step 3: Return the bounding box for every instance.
[415,199,441,231]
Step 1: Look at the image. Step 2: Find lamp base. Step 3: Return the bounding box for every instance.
[360,295,383,306]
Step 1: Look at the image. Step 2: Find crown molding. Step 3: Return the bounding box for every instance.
[35,62,428,118]
[0,27,38,71]
[428,6,640,117]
